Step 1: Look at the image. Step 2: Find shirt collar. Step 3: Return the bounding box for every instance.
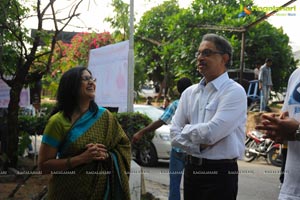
[199,72,229,91]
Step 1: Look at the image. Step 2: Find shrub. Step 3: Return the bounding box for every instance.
[18,115,48,136]
[17,114,48,156]
[40,102,56,116]
[15,108,154,157]
[115,112,154,150]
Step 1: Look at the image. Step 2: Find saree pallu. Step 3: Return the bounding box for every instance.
[43,107,131,200]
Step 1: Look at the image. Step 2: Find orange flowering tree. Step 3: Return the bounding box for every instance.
[44,32,114,95]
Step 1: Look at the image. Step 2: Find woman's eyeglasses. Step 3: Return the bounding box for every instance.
[81,76,97,82]
[195,49,224,58]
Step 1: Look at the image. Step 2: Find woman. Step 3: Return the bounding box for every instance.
[38,66,131,200]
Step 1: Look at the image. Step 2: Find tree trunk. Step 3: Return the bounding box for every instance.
[156,65,170,102]
[156,78,166,102]
[3,84,22,169]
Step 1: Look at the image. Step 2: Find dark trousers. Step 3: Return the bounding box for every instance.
[279,147,288,183]
[184,162,238,200]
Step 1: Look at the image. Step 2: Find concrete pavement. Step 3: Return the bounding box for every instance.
[143,159,281,200]
[144,179,170,200]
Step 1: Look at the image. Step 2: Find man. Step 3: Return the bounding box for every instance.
[256,67,300,199]
[170,33,247,200]
[132,77,192,200]
[259,58,273,112]
[254,62,261,80]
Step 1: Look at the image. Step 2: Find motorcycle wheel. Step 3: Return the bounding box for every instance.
[267,147,282,167]
[244,140,257,162]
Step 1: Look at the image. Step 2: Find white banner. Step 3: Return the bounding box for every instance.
[88,41,129,112]
[0,78,30,108]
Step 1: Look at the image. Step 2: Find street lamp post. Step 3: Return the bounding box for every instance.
[127,0,134,112]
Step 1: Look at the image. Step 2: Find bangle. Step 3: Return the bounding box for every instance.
[66,157,72,169]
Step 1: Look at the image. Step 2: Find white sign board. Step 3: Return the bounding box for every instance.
[88,41,129,112]
[0,78,30,108]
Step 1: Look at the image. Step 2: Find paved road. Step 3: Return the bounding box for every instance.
[142,158,281,200]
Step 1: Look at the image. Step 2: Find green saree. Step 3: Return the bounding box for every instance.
[41,107,131,200]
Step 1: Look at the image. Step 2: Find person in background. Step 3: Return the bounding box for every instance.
[170,33,247,200]
[258,58,273,112]
[160,97,171,110]
[38,66,131,200]
[132,77,192,200]
[256,67,300,199]
[146,96,153,105]
[254,62,261,80]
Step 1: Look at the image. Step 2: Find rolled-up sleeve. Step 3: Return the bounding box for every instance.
[170,88,201,155]
[181,86,246,145]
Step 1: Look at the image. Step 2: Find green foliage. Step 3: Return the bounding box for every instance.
[114,112,155,149]
[0,112,47,157]
[244,22,295,90]
[135,1,182,95]
[18,115,48,136]
[18,131,32,156]
[134,0,297,93]
[134,57,149,94]
[17,106,51,156]
[104,0,130,42]
[40,102,56,116]
[0,0,31,75]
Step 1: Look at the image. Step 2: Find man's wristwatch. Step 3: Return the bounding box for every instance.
[295,124,300,141]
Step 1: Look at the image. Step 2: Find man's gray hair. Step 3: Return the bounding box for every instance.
[202,33,233,68]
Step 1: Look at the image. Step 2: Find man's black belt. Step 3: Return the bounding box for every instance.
[186,155,237,166]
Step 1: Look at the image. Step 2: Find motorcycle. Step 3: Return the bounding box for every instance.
[244,130,282,167]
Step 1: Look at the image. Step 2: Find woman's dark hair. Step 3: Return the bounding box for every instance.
[50,66,98,119]
[202,33,233,68]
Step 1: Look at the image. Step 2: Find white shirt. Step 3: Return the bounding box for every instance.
[259,64,273,86]
[170,72,247,160]
[254,68,259,79]
[279,68,300,200]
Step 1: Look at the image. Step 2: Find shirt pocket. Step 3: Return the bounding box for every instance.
[205,101,218,120]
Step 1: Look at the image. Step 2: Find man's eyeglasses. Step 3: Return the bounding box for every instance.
[195,49,224,58]
[81,76,97,82]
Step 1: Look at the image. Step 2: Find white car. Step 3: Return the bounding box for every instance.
[139,87,158,99]
[133,104,171,166]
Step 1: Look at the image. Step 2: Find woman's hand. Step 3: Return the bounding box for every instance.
[79,143,109,163]
[38,143,110,174]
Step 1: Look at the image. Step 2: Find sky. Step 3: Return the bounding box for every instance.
[253,0,300,52]
[25,0,300,52]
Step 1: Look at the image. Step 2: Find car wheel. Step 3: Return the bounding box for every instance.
[136,142,158,166]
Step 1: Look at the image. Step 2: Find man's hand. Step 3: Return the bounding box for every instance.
[258,82,262,90]
[255,112,299,141]
[132,131,144,143]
